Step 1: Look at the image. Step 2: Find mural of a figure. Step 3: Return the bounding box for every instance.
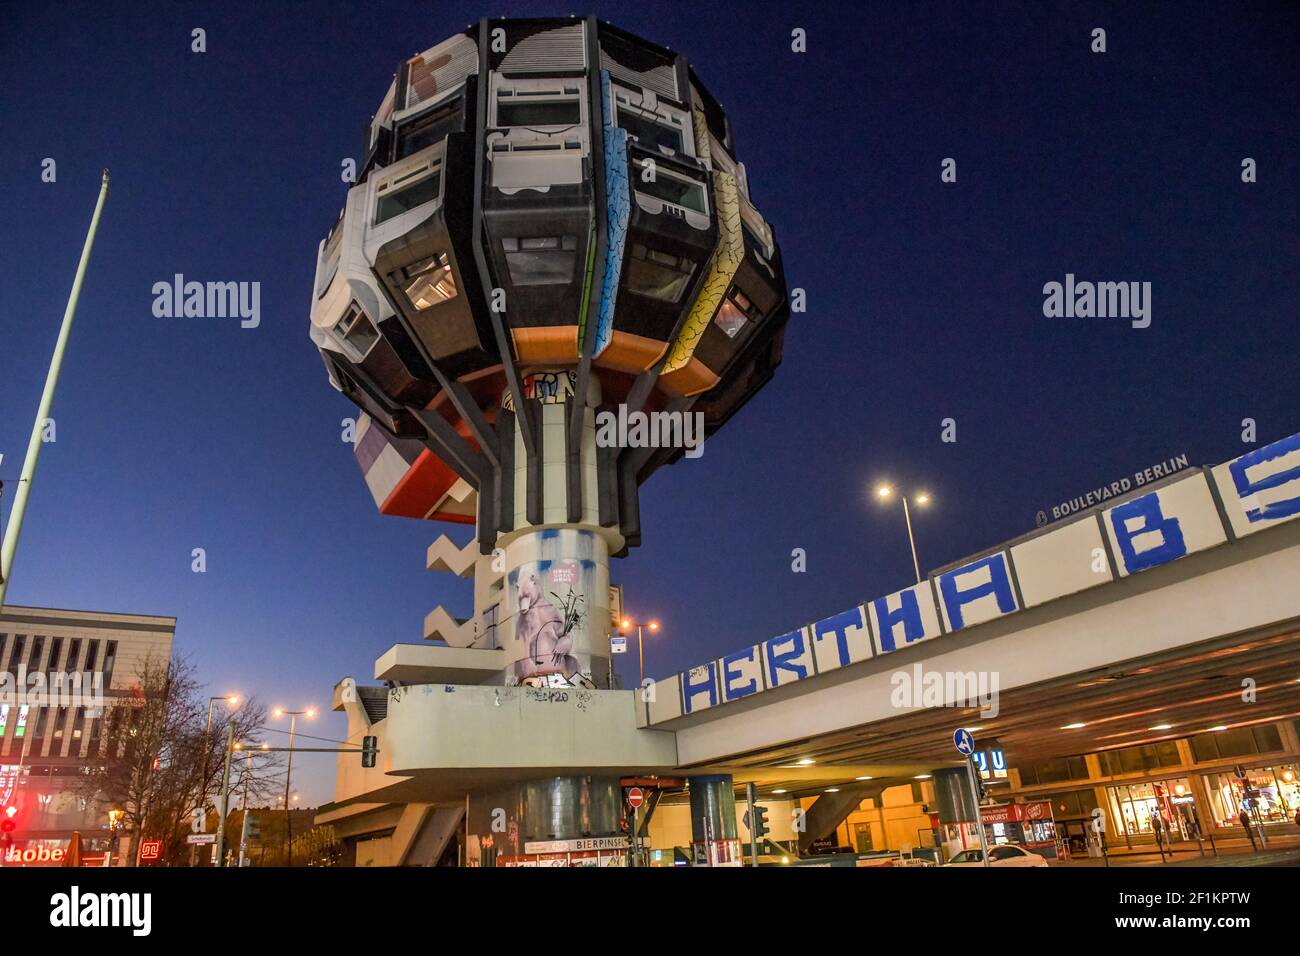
[513,572,582,682]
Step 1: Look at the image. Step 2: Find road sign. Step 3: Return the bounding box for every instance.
[610,636,628,654]
[186,833,217,845]
[953,728,975,756]
[627,786,645,809]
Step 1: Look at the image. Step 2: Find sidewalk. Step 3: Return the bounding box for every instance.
[1058,832,1300,867]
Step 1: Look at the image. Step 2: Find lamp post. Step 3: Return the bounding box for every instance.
[274,707,315,866]
[193,694,238,866]
[618,618,660,686]
[0,171,110,611]
[875,485,931,584]
[104,807,124,867]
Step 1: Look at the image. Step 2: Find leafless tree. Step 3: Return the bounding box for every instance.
[78,653,279,865]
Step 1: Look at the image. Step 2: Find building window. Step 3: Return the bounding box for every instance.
[1101,741,1181,777]
[617,108,684,154]
[1203,764,1300,827]
[1190,724,1282,762]
[337,304,380,359]
[713,288,756,339]
[502,236,577,286]
[1018,754,1090,786]
[83,641,100,673]
[26,636,44,672]
[391,253,458,310]
[102,642,118,689]
[1040,789,1100,819]
[6,636,26,680]
[395,99,464,160]
[315,216,344,299]
[65,638,82,671]
[375,162,443,225]
[46,637,63,676]
[626,243,696,303]
[497,99,581,128]
[632,160,706,215]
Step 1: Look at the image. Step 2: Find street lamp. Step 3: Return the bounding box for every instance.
[618,618,660,686]
[104,807,124,867]
[194,693,239,866]
[875,484,931,584]
[274,707,314,866]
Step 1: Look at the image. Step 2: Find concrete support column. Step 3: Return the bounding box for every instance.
[467,776,623,865]
[932,767,978,824]
[688,774,741,866]
[499,527,611,687]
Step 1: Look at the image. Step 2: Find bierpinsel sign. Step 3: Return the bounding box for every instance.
[1035,453,1191,527]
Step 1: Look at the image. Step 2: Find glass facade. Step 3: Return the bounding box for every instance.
[1203,763,1300,827]
[1106,777,1200,841]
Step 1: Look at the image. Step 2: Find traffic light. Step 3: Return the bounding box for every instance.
[244,813,261,844]
[976,777,988,802]
[1,805,19,850]
[361,735,377,768]
[752,805,770,839]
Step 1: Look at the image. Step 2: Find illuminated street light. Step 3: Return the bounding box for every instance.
[618,617,661,686]
[194,692,241,867]
[275,708,315,867]
[874,484,932,584]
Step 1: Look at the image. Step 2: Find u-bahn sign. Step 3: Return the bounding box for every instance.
[644,430,1300,725]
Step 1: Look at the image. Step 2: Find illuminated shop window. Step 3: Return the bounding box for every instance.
[0,705,8,735]
[338,304,380,357]
[15,706,28,738]
[375,162,443,225]
[392,253,458,310]
[713,288,755,339]
[503,236,577,286]
[626,244,696,303]
[632,160,706,215]
[617,108,684,154]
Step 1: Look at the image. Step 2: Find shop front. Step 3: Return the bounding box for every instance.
[1105,777,1203,844]
[1203,763,1300,829]
[929,800,1063,861]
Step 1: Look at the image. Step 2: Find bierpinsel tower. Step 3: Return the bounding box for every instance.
[310,17,788,864]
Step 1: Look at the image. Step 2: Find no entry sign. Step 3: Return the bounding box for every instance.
[626,787,645,809]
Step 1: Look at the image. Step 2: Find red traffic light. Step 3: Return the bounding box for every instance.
[1,805,17,831]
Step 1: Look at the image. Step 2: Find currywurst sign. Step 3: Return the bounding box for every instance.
[1035,453,1190,527]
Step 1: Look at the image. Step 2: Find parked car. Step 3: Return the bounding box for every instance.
[944,845,1049,867]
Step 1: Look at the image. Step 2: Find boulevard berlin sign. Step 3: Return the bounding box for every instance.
[1035,453,1191,527]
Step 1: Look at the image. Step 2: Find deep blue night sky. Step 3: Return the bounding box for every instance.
[1,1,1297,803]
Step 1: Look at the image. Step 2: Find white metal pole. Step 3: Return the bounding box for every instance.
[902,496,922,584]
[0,170,110,609]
